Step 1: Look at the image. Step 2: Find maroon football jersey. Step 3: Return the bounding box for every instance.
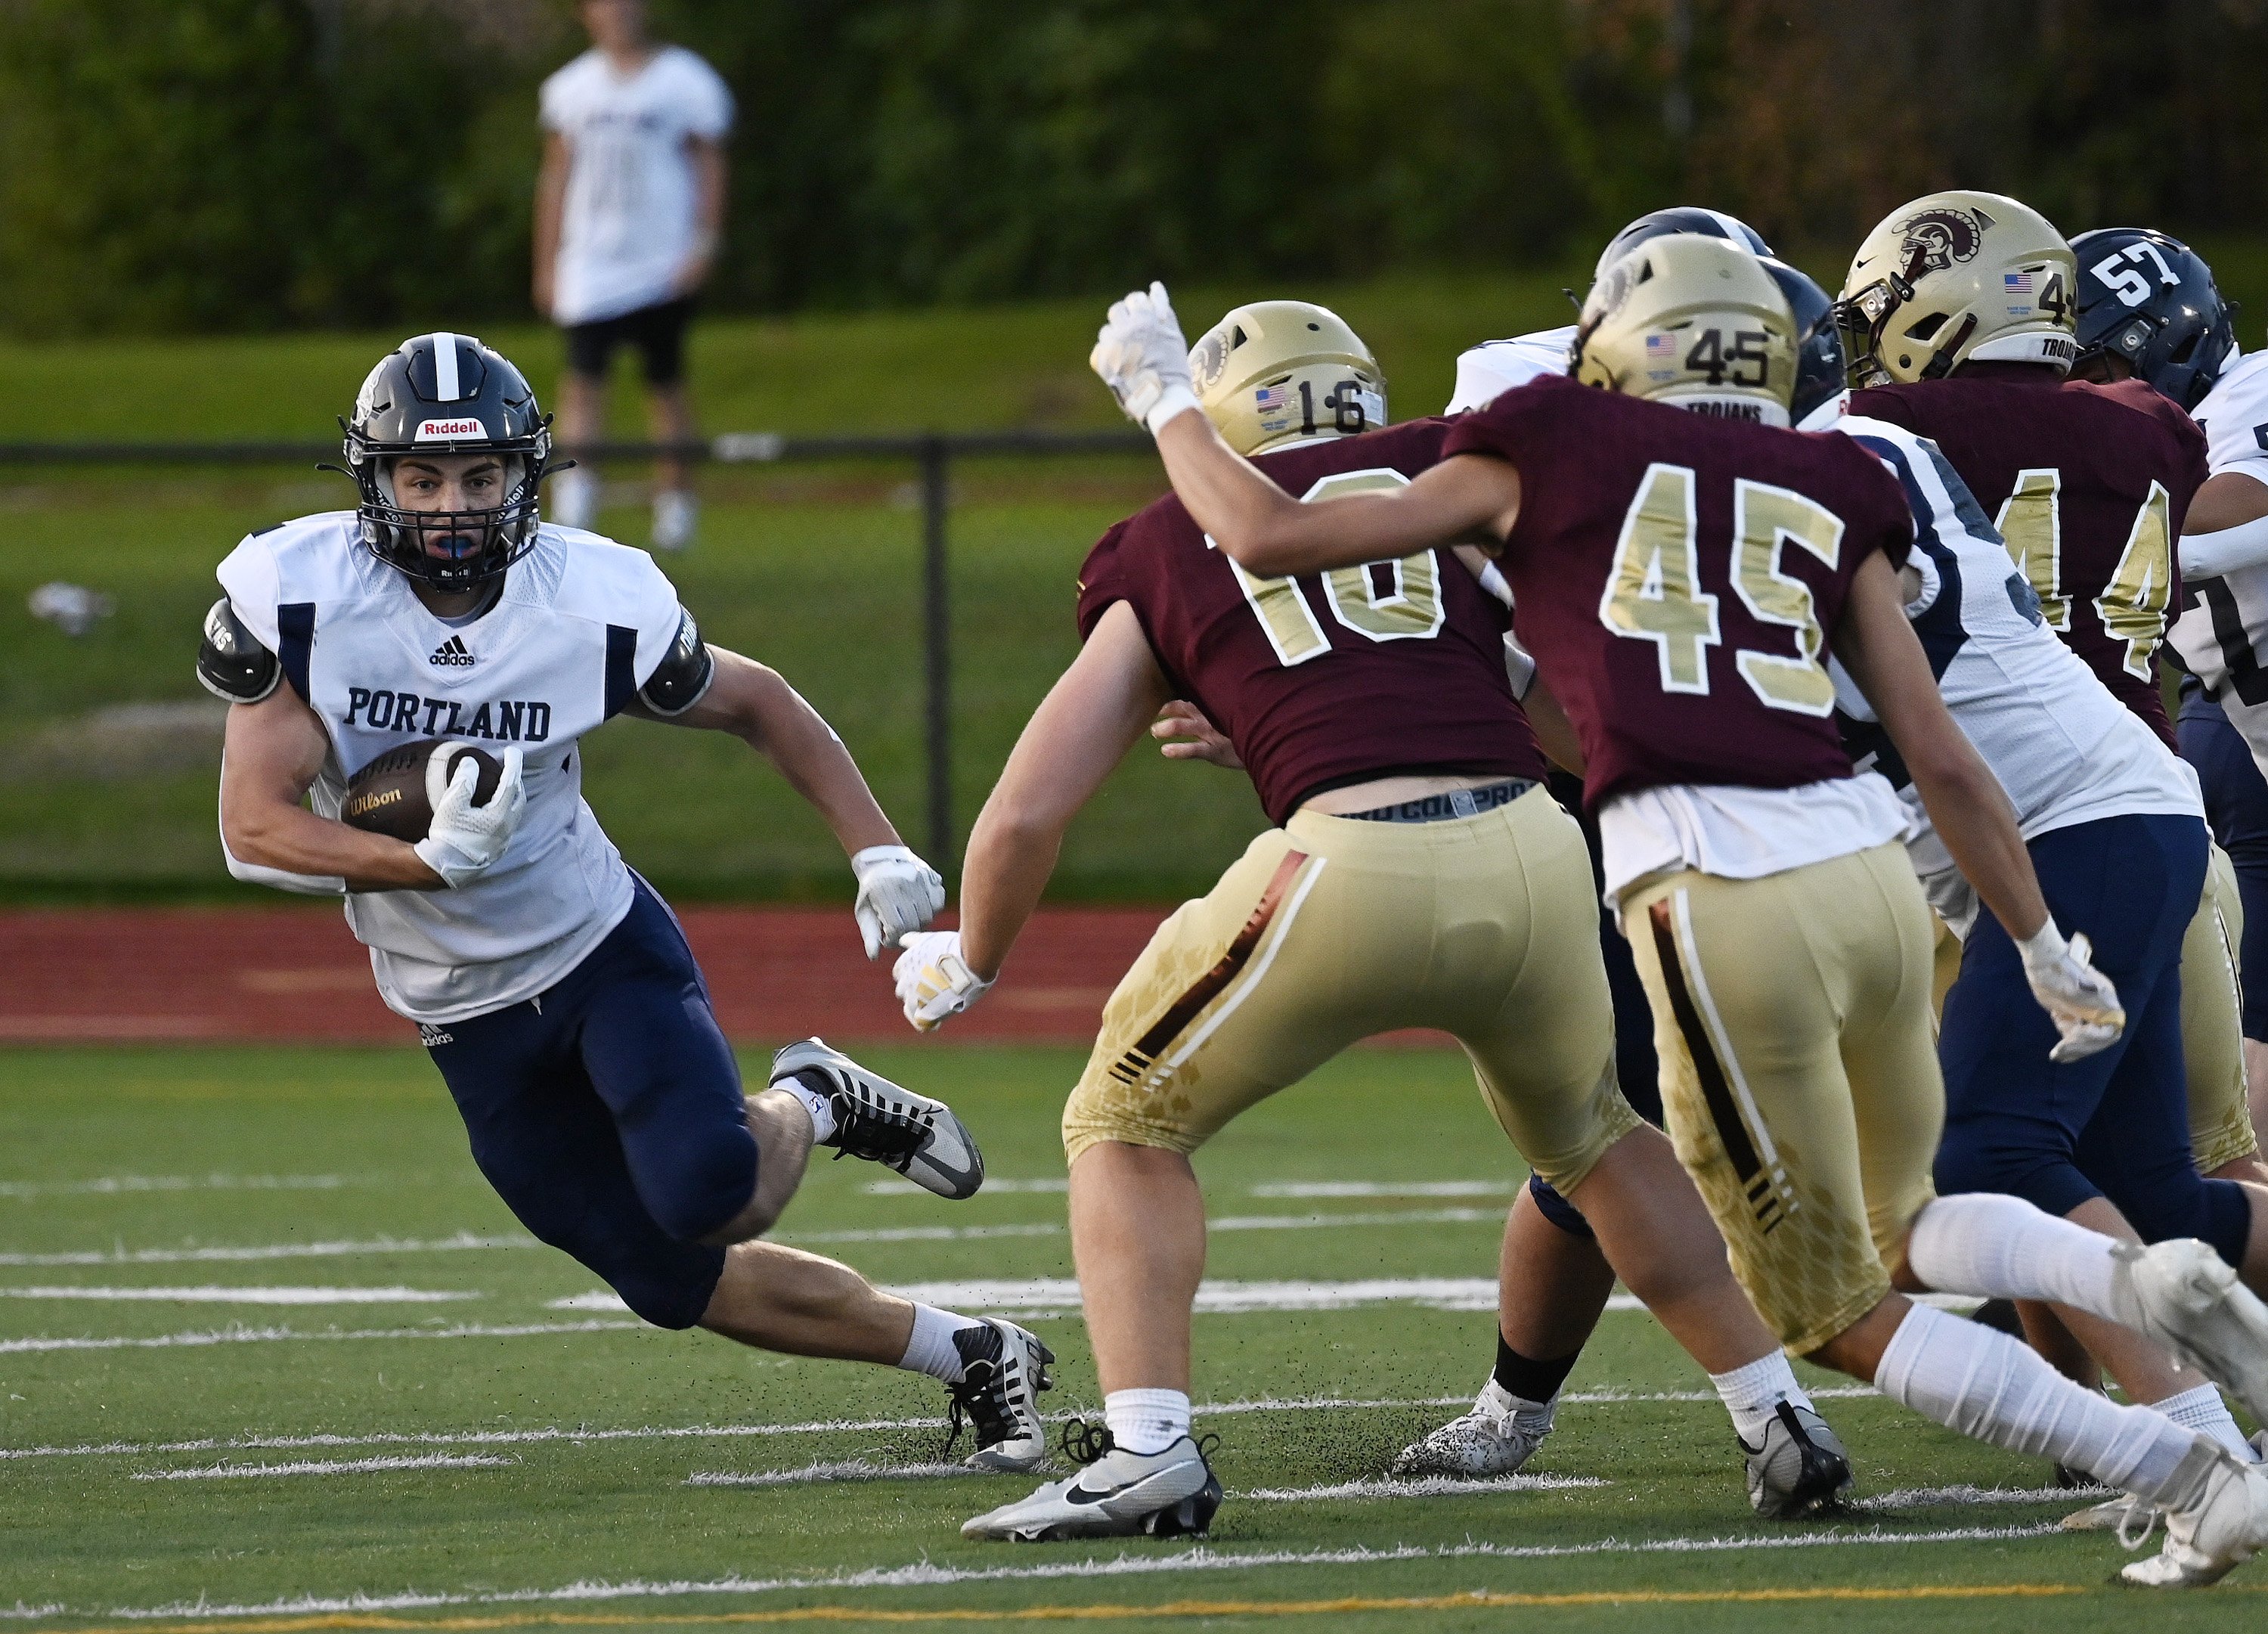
[1442,374,1913,813]
[1852,374,2204,747]
[1075,417,1546,825]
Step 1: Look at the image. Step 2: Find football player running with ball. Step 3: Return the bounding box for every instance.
[904,299,1857,1541]
[197,333,1052,1469]
[1088,241,2268,1586]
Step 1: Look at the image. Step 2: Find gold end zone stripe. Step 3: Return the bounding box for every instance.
[1106,849,1309,1087]
[1647,897,1782,1233]
[40,1581,2144,1632]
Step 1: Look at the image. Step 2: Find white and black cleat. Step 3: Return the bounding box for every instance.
[1389,1380,1555,1479]
[2118,1238,2268,1429]
[1740,1400,1854,1518]
[962,1423,1222,1542]
[770,1037,984,1200]
[943,1318,1055,1472]
[2122,1443,2268,1586]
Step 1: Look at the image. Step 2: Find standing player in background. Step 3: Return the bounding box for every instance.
[197,333,1055,1471]
[534,0,730,552]
[1092,243,2268,1586]
[903,299,1857,1540]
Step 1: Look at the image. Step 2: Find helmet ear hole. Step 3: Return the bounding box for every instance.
[1903,312,1950,342]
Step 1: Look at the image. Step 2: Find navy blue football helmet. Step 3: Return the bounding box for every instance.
[2071,228,2235,411]
[1760,259,1848,429]
[1594,207,1774,282]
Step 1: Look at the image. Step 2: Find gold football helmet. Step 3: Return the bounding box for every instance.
[1834,190,2077,387]
[1570,234,1797,424]
[1188,300,1387,456]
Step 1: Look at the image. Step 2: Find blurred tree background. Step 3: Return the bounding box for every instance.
[2,0,2265,336]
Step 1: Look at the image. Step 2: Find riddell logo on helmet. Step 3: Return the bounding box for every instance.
[414,417,485,441]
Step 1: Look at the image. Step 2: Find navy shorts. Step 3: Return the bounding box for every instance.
[1527,772,1662,1240]
[563,296,695,387]
[1935,812,2251,1265]
[422,879,755,1329]
[2181,687,2268,1040]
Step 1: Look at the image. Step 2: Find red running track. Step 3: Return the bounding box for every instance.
[0,906,1171,1046]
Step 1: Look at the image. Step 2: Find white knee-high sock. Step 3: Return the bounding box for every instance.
[1876,1304,2220,1509]
[1904,1193,2149,1327]
[2155,1381,2260,1462]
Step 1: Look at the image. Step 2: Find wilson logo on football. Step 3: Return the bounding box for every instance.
[429,635,476,668]
[414,417,485,440]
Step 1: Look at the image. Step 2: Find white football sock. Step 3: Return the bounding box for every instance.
[1904,1193,2146,1326]
[1709,1349,1816,1446]
[776,1077,838,1143]
[1105,1388,1191,1456]
[2155,1381,2259,1462]
[1876,1303,2217,1509]
[897,1303,984,1383]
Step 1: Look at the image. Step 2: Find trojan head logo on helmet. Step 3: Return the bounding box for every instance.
[1189,300,1386,457]
[2070,228,2237,411]
[340,332,553,593]
[1570,234,1797,426]
[1834,190,2077,388]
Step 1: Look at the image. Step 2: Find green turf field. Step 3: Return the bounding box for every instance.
[0,1041,2255,1631]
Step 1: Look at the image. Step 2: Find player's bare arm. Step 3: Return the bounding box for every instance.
[531,130,570,318]
[960,602,1173,978]
[627,646,900,855]
[219,686,448,891]
[674,133,727,296]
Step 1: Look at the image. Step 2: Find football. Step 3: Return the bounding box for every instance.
[340,738,504,841]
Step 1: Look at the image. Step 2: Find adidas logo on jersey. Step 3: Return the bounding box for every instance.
[428,635,475,668]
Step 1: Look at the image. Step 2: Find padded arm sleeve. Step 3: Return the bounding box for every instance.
[638,607,717,716]
[2180,513,2268,580]
[197,598,282,703]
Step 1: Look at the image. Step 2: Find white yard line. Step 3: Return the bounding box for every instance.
[686,1460,973,1488]
[0,1176,352,1201]
[52,1524,2065,1622]
[132,1453,517,1481]
[0,1285,479,1305]
[1855,1483,2105,1509]
[0,1387,1883,1465]
[1243,1474,1609,1500]
[0,1318,638,1356]
[0,1234,534,1268]
[863,1178,1068,1195]
[1250,1181,1516,1198]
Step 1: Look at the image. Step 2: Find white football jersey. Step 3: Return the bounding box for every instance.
[216,513,686,1022]
[1444,326,1576,414]
[2169,349,2268,770]
[1830,414,2201,931]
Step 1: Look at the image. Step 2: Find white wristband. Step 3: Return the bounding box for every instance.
[1144,384,1201,437]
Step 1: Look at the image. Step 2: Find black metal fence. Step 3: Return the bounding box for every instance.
[0,429,1154,868]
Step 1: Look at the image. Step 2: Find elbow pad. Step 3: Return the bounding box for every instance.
[2180,513,2268,581]
[197,598,281,703]
[638,608,716,716]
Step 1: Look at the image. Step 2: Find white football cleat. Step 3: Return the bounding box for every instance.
[1390,1381,1554,1478]
[2119,1239,2268,1428]
[652,489,698,552]
[2121,1447,2268,1587]
[962,1425,1221,1542]
[770,1037,984,1200]
[1740,1400,1854,1518]
[943,1318,1055,1472]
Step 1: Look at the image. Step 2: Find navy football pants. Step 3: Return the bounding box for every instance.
[1935,813,2251,1266]
[423,880,758,1329]
[2181,689,2268,1041]
[1529,773,1661,1239]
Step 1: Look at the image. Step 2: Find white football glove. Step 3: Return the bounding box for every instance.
[851,844,945,959]
[2017,920,2127,1063]
[414,744,525,888]
[1090,281,1200,435]
[894,930,994,1032]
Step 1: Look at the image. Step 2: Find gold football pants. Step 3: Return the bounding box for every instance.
[1621,845,1942,1356]
[1062,785,1639,1192]
[2184,842,2259,1173]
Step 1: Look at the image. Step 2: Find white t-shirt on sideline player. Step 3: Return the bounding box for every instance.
[541,45,736,327]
